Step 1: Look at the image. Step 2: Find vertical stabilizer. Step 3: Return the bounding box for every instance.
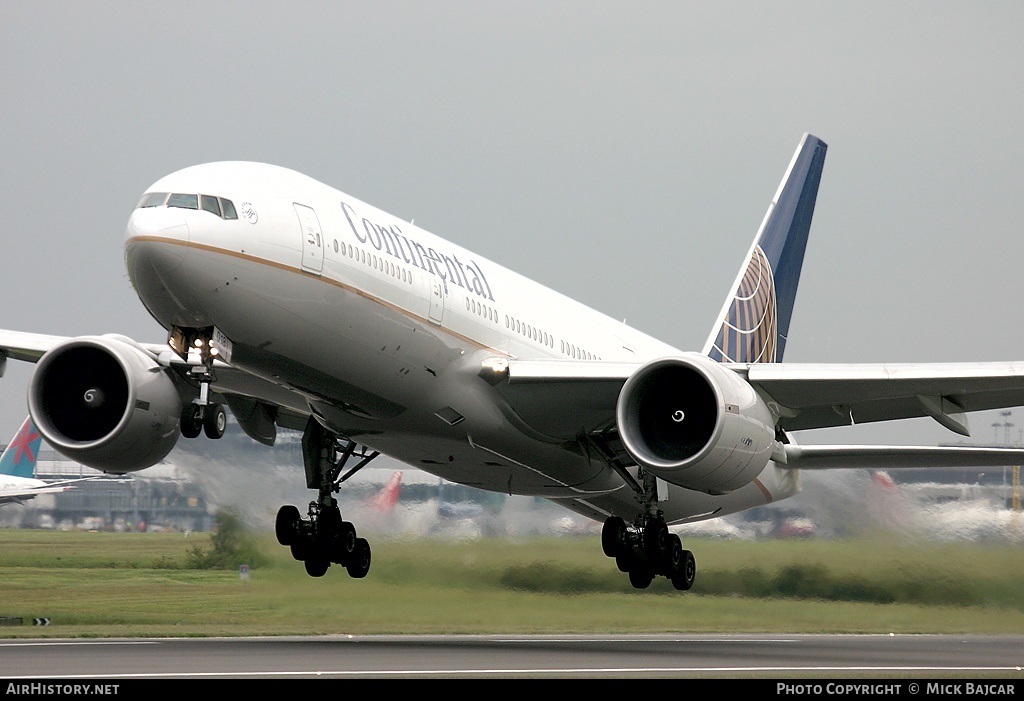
[369,471,402,511]
[704,133,827,363]
[0,417,42,479]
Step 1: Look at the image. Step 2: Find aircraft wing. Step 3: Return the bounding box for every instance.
[488,358,1024,443]
[740,362,1024,434]
[484,359,637,440]
[0,329,310,444]
[0,485,70,505]
[0,330,72,364]
[781,444,1024,469]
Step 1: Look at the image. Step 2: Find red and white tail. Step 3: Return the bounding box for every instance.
[368,471,402,511]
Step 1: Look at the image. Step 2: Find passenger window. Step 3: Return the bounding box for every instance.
[167,193,199,210]
[220,198,238,220]
[138,192,168,208]
[200,195,221,216]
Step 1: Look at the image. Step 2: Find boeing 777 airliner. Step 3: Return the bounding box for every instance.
[3,134,1024,588]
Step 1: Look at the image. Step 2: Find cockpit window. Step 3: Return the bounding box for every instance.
[220,198,238,220]
[167,193,199,210]
[137,192,239,220]
[200,195,221,217]
[139,192,168,208]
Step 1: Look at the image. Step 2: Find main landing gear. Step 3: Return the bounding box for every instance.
[599,469,696,591]
[601,514,696,590]
[274,418,378,579]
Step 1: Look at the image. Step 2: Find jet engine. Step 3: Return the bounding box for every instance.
[28,335,183,473]
[615,354,777,494]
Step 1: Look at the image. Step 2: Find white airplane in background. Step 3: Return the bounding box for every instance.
[4,133,1024,589]
[0,416,93,504]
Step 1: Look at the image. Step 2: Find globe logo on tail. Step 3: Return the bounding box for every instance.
[708,245,778,364]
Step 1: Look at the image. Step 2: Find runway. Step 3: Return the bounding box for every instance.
[0,634,1021,679]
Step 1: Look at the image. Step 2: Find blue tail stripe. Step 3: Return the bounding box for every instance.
[706,134,827,364]
[759,135,828,360]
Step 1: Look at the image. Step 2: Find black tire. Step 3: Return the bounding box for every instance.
[180,404,202,439]
[643,518,670,561]
[290,541,309,561]
[346,538,371,579]
[203,403,227,439]
[664,533,684,577]
[601,516,626,558]
[275,505,300,546]
[315,500,342,540]
[304,557,329,577]
[615,551,635,573]
[671,549,696,591]
[628,567,654,589]
[332,521,357,564]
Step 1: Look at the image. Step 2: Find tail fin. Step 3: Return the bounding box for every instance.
[368,470,402,511]
[0,417,42,479]
[704,133,827,363]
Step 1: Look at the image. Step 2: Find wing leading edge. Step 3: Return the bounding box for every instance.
[740,361,1024,434]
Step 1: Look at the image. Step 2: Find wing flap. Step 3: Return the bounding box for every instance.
[487,359,638,440]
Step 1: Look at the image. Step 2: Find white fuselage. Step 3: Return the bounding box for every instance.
[124,162,795,524]
[0,476,46,492]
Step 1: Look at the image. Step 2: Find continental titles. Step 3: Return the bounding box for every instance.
[340,201,495,302]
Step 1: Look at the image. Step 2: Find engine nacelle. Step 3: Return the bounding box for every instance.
[28,336,183,473]
[616,354,777,494]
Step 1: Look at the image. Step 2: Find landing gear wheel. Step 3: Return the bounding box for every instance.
[318,502,343,541]
[643,518,670,561]
[602,516,626,558]
[180,404,202,438]
[615,551,635,573]
[290,541,310,562]
[304,556,329,578]
[275,505,300,546]
[665,534,684,575]
[203,403,227,439]
[628,567,654,589]
[671,549,696,591]
[333,521,357,564]
[346,538,371,578]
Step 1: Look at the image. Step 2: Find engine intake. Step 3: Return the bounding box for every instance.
[616,354,777,494]
[28,336,183,473]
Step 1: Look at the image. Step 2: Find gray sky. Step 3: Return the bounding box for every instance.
[2,1,1024,448]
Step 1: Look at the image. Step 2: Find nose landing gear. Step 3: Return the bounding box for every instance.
[169,326,228,440]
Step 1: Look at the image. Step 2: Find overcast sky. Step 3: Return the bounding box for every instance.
[2,1,1023,451]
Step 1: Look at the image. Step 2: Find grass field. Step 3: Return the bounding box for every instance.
[0,529,1022,638]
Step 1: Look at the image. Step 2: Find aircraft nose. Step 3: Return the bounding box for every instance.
[124,206,191,301]
[125,207,189,243]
